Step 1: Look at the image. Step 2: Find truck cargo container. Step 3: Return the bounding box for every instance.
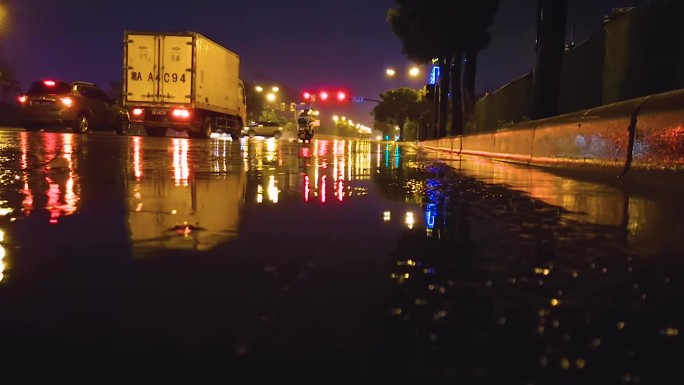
[123,31,247,139]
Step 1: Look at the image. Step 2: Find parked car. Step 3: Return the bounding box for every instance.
[241,121,284,138]
[17,80,130,135]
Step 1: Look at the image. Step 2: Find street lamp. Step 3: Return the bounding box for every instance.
[385,65,423,80]
[255,86,264,92]
[332,115,339,122]
[0,4,9,36]
[266,92,277,102]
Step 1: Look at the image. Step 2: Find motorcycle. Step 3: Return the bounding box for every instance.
[297,116,315,143]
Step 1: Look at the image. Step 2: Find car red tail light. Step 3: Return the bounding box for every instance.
[132,108,144,116]
[172,109,190,119]
[60,97,73,107]
[17,95,28,104]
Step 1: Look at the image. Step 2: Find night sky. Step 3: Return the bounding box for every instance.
[1,0,647,126]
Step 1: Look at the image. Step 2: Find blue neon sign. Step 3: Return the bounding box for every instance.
[428,66,440,85]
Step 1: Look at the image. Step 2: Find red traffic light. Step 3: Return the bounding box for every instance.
[301,89,351,102]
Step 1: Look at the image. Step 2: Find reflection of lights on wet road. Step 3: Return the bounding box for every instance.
[425,203,436,230]
[257,176,281,204]
[383,211,391,222]
[0,229,5,283]
[304,176,310,202]
[321,176,327,203]
[265,138,278,164]
[0,202,12,217]
[337,180,344,202]
[405,212,415,229]
[267,175,280,204]
[133,136,143,180]
[172,139,189,186]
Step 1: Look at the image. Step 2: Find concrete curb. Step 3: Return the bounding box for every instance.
[418,88,684,182]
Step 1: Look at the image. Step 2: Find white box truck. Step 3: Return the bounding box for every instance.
[123,31,247,139]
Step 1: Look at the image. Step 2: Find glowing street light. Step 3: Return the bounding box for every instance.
[266,92,277,102]
[332,115,339,122]
[409,67,421,77]
[386,68,396,77]
[256,85,280,94]
[0,4,10,37]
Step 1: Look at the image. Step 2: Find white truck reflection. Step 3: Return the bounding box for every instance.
[127,171,246,254]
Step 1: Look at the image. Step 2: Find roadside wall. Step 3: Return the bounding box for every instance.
[419,88,684,179]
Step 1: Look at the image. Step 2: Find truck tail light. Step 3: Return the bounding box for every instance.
[132,108,144,116]
[60,97,73,107]
[43,80,56,87]
[172,109,190,119]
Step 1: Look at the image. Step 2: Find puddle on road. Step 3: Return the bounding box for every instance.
[0,132,681,383]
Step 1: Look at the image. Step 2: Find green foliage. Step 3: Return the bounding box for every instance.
[372,87,430,140]
[244,85,265,122]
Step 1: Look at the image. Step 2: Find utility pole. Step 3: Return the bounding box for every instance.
[531,0,568,120]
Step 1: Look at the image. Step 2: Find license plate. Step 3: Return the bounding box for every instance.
[33,101,52,106]
[151,109,166,116]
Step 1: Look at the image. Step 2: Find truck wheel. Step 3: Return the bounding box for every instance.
[248,130,256,138]
[273,131,282,139]
[198,117,213,139]
[231,133,240,141]
[74,114,90,134]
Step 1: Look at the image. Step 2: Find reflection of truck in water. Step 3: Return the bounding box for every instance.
[123,31,247,139]
[128,171,246,254]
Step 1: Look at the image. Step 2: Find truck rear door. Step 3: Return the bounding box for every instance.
[159,35,193,105]
[125,34,158,103]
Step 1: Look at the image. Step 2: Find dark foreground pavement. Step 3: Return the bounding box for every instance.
[0,130,681,384]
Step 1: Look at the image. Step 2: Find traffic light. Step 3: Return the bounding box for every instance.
[301,89,350,103]
[425,84,436,101]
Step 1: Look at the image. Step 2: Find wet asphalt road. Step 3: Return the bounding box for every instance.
[0,129,682,383]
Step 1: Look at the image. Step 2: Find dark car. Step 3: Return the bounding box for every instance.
[17,80,130,135]
[241,121,284,138]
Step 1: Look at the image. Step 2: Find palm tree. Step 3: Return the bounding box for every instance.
[458,1,500,135]
[388,0,452,138]
[389,0,500,137]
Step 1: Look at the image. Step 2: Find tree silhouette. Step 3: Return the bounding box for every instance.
[0,57,20,100]
[388,0,499,137]
[372,88,426,141]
